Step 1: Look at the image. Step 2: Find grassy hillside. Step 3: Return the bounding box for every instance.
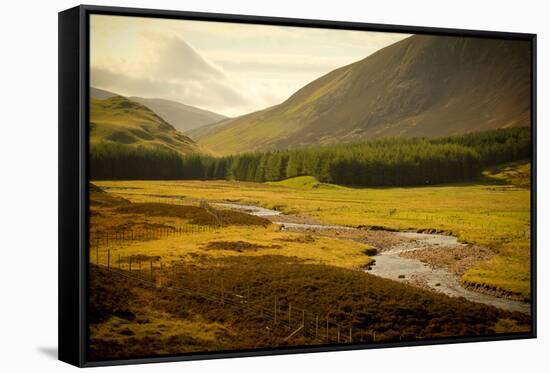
[129,96,227,132]
[267,176,344,190]
[482,162,531,189]
[195,35,531,155]
[90,87,117,100]
[90,95,202,156]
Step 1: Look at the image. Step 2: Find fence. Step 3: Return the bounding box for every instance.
[90,223,218,251]
[107,192,204,207]
[89,193,433,344]
[102,191,531,242]
[92,247,383,345]
[381,210,530,242]
[200,200,223,227]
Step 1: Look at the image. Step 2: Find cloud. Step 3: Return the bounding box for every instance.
[139,32,225,80]
[90,15,411,116]
[91,33,251,116]
[206,52,359,74]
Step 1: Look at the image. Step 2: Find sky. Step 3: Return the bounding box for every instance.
[90,15,410,117]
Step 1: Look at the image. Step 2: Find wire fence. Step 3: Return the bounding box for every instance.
[89,193,508,344]
[104,192,205,207]
[90,223,219,250]
[99,191,531,242]
[92,247,385,345]
[378,210,531,242]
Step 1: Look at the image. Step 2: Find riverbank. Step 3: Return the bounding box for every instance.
[88,183,532,358]
[95,170,531,301]
[217,202,530,315]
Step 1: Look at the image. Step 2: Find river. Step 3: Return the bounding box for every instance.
[215,203,530,315]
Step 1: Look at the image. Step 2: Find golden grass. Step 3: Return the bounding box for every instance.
[95,166,531,299]
[98,225,373,270]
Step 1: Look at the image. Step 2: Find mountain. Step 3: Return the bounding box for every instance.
[90,87,227,132]
[90,95,202,155]
[193,35,531,155]
[129,97,227,132]
[90,87,117,99]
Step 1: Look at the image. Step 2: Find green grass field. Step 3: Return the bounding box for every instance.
[95,162,531,300]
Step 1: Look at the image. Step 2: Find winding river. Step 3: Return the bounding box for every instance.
[215,203,530,315]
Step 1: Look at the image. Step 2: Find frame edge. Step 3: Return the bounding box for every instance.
[62,4,537,367]
[58,5,85,368]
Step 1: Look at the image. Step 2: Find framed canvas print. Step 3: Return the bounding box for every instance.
[58,5,537,367]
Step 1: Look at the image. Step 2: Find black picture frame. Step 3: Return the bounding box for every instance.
[59,4,537,367]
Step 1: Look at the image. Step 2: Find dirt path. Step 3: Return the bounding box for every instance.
[216,203,531,315]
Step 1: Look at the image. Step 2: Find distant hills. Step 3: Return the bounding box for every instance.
[90,87,227,133]
[192,35,531,155]
[90,95,203,155]
[128,97,227,132]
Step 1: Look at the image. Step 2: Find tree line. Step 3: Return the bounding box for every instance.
[90,127,531,187]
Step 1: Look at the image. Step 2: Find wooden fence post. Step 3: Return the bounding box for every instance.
[349,327,352,343]
[95,246,99,265]
[315,315,319,338]
[260,292,264,317]
[118,254,121,269]
[129,257,132,272]
[302,310,306,337]
[288,303,292,325]
[150,260,153,281]
[326,316,329,342]
[274,297,278,323]
[221,278,225,305]
[107,249,110,270]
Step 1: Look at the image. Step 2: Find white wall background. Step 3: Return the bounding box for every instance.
[0,0,547,371]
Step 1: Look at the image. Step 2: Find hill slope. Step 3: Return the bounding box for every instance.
[129,97,227,132]
[194,35,531,155]
[90,87,117,100]
[90,95,202,155]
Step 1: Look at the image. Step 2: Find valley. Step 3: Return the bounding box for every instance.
[87,24,533,360]
[88,165,531,359]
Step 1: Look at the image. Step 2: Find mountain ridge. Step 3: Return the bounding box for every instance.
[90,87,227,133]
[128,96,227,132]
[193,35,531,155]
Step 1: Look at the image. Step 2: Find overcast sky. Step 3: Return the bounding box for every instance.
[90,15,410,117]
